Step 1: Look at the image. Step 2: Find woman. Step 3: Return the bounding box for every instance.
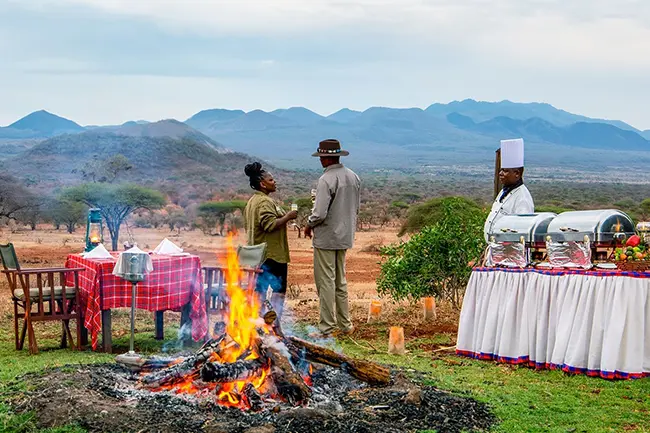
[243,162,297,319]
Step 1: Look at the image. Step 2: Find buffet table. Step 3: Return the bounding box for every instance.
[457,267,650,379]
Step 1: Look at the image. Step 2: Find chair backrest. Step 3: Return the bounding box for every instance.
[0,243,20,271]
[237,243,267,268]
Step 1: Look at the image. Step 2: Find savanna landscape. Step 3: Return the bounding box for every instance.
[1,216,649,432]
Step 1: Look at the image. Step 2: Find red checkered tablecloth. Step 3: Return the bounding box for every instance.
[65,253,207,350]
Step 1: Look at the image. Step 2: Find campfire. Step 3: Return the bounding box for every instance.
[11,235,496,432]
[134,235,390,410]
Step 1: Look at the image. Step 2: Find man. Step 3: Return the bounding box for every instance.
[484,138,535,241]
[304,139,361,336]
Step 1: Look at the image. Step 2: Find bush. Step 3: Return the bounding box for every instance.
[377,197,487,308]
[398,196,483,236]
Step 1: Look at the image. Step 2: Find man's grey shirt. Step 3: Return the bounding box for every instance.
[307,164,361,250]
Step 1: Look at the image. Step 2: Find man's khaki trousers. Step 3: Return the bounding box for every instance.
[313,248,352,334]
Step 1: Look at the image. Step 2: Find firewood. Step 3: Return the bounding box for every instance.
[261,340,312,404]
[242,382,264,411]
[200,358,266,383]
[139,335,236,388]
[287,336,391,386]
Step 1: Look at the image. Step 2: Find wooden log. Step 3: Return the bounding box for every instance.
[200,358,266,383]
[139,335,235,387]
[242,382,264,411]
[287,336,391,386]
[262,344,312,404]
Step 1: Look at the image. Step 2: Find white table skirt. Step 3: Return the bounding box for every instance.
[457,268,650,379]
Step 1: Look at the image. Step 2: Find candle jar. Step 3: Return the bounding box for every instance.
[367,300,382,323]
[388,326,405,355]
[423,297,437,321]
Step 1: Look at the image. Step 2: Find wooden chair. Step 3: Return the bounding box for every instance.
[203,243,266,323]
[0,243,84,354]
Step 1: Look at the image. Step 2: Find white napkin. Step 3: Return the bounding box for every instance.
[82,243,113,259]
[112,245,154,277]
[153,238,184,255]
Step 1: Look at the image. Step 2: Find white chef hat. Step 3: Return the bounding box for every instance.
[500,138,524,168]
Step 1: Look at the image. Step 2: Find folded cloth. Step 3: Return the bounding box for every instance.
[112,245,154,278]
[153,238,183,255]
[82,243,113,259]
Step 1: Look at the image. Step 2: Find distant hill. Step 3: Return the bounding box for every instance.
[327,108,362,123]
[271,107,324,124]
[0,110,84,138]
[3,101,649,172]
[89,119,229,152]
[426,99,638,132]
[1,128,314,202]
[447,113,650,151]
[183,102,649,169]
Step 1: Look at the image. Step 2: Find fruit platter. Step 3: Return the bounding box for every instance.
[612,234,650,271]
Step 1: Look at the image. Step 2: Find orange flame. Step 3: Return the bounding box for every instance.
[149,233,310,409]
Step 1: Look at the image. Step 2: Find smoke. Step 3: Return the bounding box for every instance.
[161,320,193,353]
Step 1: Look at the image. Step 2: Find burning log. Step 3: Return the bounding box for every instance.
[242,382,264,411]
[287,336,391,386]
[139,335,234,388]
[200,358,266,383]
[263,343,312,404]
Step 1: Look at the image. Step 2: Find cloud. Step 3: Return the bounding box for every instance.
[1,0,650,129]
[10,0,650,73]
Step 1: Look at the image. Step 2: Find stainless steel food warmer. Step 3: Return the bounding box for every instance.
[545,210,634,244]
[486,213,557,266]
[489,213,558,246]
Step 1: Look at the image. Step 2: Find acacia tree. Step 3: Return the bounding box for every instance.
[63,183,166,250]
[73,154,133,183]
[0,175,35,220]
[292,197,313,238]
[50,199,87,233]
[198,200,247,236]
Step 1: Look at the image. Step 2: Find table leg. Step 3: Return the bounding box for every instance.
[155,311,164,340]
[80,323,89,347]
[101,309,112,353]
[180,303,192,346]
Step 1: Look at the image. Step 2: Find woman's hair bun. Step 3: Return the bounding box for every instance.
[244,162,263,177]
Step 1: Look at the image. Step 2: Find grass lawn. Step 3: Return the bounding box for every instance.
[0,314,649,433]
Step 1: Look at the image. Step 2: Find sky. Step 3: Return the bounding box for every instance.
[1,0,649,130]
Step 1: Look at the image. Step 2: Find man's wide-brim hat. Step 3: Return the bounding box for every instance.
[312,139,350,157]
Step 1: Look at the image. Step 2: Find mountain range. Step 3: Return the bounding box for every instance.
[2,100,650,174]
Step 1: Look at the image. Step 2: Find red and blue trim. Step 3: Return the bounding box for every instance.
[456,349,650,380]
[472,266,650,279]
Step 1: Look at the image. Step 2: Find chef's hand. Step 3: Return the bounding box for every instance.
[304,226,312,239]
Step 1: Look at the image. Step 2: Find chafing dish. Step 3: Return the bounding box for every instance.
[546,209,634,263]
[489,213,557,245]
[486,213,557,267]
[546,210,634,244]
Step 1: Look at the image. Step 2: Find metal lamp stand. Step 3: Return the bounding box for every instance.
[115,254,148,370]
[116,280,145,369]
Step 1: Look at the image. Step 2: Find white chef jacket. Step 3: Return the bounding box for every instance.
[483,184,535,241]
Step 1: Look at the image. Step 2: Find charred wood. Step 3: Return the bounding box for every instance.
[243,382,264,411]
[139,335,232,387]
[200,358,266,383]
[263,344,312,404]
[287,336,391,386]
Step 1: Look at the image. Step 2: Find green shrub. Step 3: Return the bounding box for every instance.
[377,197,487,308]
[398,196,484,236]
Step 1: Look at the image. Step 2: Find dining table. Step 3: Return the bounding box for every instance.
[65,252,208,352]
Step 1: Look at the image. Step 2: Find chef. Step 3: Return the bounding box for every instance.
[484,138,535,241]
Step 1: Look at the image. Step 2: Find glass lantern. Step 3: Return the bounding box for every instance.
[85,208,104,252]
